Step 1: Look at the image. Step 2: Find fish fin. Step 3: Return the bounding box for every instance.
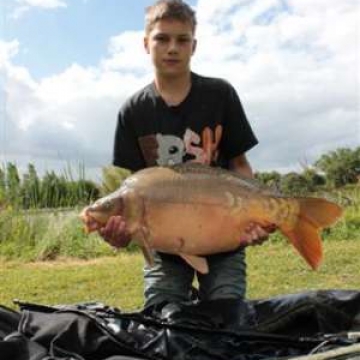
[297,198,343,227]
[140,244,155,268]
[180,254,209,274]
[134,228,155,267]
[281,222,322,270]
[281,198,343,270]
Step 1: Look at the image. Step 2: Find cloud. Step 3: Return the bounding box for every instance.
[192,0,359,171]
[10,0,67,19]
[1,0,358,179]
[0,40,20,66]
[16,0,67,8]
[101,31,151,76]
[0,37,151,177]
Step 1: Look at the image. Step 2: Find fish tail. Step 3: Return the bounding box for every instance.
[281,198,343,270]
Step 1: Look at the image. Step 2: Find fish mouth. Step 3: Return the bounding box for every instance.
[79,209,103,233]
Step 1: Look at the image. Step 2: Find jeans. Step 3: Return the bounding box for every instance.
[143,248,246,307]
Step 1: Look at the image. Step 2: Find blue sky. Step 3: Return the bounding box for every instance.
[3,0,195,79]
[0,0,358,179]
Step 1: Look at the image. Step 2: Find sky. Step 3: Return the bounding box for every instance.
[0,0,359,182]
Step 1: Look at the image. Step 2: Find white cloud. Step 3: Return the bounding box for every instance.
[287,0,355,15]
[0,36,152,177]
[17,0,67,8]
[101,31,152,76]
[10,0,67,19]
[192,0,359,172]
[1,0,359,178]
[0,40,20,66]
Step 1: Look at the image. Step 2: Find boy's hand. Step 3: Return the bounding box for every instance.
[240,223,277,246]
[98,216,131,249]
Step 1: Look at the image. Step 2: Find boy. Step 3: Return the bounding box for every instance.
[100,0,272,307]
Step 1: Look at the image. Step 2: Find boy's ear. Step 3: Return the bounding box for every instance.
[192,39,197,55]
[144,36,150,54]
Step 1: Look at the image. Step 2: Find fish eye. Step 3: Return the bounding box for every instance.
[102,200,112,210]
[89,200,100,210]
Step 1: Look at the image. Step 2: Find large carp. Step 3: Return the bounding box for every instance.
[80,163,343,273]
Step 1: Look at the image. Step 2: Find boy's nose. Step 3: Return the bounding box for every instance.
[168,39,179,53]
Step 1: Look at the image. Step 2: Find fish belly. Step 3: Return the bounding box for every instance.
[144,202,250,256]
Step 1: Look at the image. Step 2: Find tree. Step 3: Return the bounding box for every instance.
[255,171,282,189]
[74,179,100,205]
[63,179,100,206]
[0,162,104,208]
[40,171,67,208]
[6,163,21,206]
[315,147,360,187]
[21,163,41,208]
[279,172,314,195]
[302,168,326,188]
[0,167,5,204]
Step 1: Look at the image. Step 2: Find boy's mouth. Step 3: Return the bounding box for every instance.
[163,58,181,65]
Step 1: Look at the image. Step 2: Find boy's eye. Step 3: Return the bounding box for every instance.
[178,37,190,43]
[154,35,169,42]
[153,35,191,44]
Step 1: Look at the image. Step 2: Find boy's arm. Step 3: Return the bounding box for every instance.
[229,153,254,178]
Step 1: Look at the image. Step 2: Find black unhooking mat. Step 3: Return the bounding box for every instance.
[1,289,360,360]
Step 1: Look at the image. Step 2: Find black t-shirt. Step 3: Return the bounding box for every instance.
[113,72,258,171]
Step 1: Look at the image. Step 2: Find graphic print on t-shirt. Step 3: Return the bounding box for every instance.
[138,125,223,167]
[155,134,186,165]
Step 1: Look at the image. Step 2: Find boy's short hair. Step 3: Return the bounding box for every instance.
[145,0,197,34]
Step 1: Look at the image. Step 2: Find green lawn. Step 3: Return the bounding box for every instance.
[1,239,359,311]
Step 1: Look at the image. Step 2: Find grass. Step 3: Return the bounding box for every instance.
[0,208,116,261]
[1,238,359,311]
[246,239,360,298]
[0,253,144,310]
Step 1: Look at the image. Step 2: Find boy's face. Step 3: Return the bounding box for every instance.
[144,19,196,78]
